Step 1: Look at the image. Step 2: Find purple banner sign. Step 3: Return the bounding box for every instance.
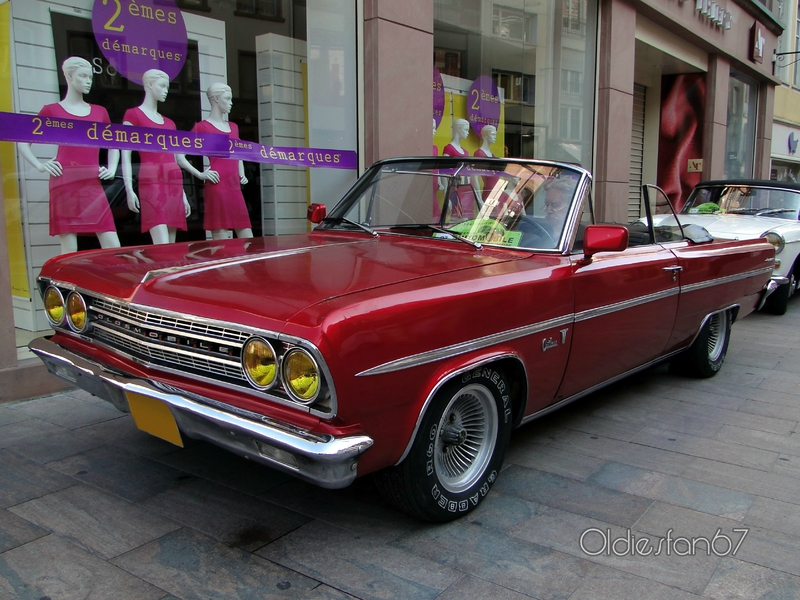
[467,75,501,137]
[433,67,445,129]
[92,0,188,84]
[0,111,358,170]
[0,111,228,156]
[227,138,358,170]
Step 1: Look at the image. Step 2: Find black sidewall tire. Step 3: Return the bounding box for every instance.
[672,310,731,378]
[377,366,513,522]
[763,280,791,315]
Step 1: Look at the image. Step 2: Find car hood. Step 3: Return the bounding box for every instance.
[41,232,524,327]
[675,213,799,238]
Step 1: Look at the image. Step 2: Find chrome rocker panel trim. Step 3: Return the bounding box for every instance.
[29,337,373,489]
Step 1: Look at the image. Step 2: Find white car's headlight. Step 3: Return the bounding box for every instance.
[764,232,785,255]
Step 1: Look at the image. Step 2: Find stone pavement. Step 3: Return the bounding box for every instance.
[1,303,800,600]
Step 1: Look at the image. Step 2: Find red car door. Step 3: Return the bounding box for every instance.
[556,242,680,400]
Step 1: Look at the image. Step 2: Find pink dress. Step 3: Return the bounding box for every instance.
[123,107,186,232]
[38,103,116,236]
[191,120,251,230]
[443,144,469,158]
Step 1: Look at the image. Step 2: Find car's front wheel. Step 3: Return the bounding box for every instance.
[670,309,732,378]
[374,367,512,522]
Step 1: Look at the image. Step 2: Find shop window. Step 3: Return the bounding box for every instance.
[493,70,535,105]
[561,70,582,97]
[724,71,758,179]
[563,0,586,36]
[435,48,464,78]
[239,51,258,101]
[176,0,211,10]
[560,106,582,141]
[236,0,284,21]
[492,5,537,44]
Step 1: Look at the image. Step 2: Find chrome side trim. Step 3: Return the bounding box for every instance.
[29,337,372,489]
[356,314,573,377]
[574,287,679,323]
[680,266,774,294]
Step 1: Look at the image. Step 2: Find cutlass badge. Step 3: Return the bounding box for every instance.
[542,328,569,352]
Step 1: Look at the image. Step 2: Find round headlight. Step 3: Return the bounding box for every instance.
[765,231,785,255]
[44,287,65,326]
[66,292,88,332]
[282,348,320,403]
[242,337,277,389]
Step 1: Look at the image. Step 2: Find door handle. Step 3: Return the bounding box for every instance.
[663,265,683,281]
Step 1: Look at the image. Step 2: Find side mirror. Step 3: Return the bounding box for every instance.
[307,203,327,224]
[581,225,628,262]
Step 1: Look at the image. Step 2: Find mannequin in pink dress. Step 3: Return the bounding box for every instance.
[191,83,252,239]
[442,118,470,157]
[19,57,120,254]
[121,69,217,244]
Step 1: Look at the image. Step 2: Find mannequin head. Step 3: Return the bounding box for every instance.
[452,118,470,142]
[480,125,497,145]
[62,57,93,95]
[142,69,170,102]
[207,82,233,115]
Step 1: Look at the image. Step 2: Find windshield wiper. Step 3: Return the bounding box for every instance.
[389,223,483,249]
[727,208,760,214]
[324,217,378,237]
[755,208,797,216]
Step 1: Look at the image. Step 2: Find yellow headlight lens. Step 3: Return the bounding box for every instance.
[44,287,65,326]
[66,292,88,332]
[242,338,277,388]
[283,349,320,403]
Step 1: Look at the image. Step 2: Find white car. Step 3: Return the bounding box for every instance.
[669,180,800,314]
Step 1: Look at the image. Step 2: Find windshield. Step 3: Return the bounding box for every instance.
[682,184,800,220]
[323,158,587,250]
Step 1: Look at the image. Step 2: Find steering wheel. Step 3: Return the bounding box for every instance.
[515,217,556,247]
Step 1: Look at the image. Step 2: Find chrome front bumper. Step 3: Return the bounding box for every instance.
[29,337,373,489]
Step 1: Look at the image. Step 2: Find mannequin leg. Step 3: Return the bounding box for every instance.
[59,233,78,254]
[168,227,178,243]
[96,231,121,248]
[211,229,231,240]
[235,228,253,239]
[149,224,170,245]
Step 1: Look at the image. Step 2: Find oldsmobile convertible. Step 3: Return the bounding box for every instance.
[30,157,776,521]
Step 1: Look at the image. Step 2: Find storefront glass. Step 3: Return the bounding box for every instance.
[1,0,358,332]
[724,71,758,179]
[432,0,597,168]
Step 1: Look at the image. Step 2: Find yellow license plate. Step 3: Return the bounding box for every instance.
[126,392,184,447]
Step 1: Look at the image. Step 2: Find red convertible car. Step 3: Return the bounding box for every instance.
[30,157,775,521]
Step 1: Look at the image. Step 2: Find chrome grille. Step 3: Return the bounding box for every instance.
[93,298,250,343]
[86,296,249,383]
[93,326,244,379]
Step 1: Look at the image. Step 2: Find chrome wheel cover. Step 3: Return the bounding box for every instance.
[707,312,728,362]
[435,383,498,494]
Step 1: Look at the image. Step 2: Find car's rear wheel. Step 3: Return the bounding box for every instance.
[762,271,796,315]
[670,309,732,378]
[374,367,512,522]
